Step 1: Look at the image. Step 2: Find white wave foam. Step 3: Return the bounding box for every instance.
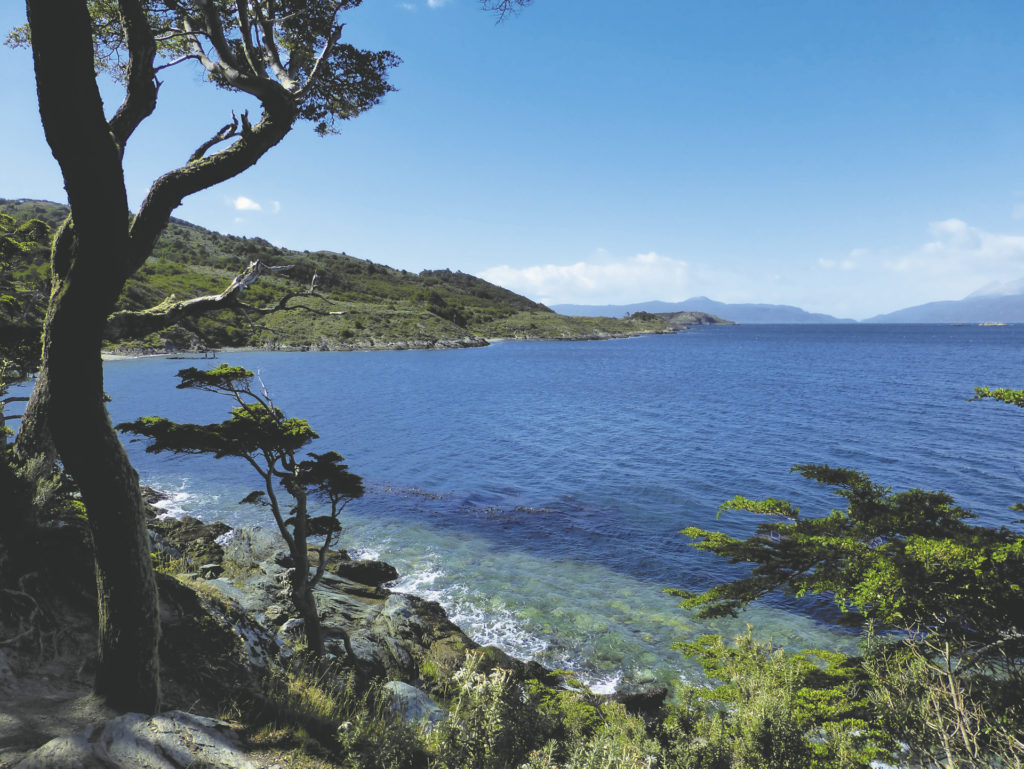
[583,673,622,696]
[151,490,194,519]
[391,566,551,663]
[215,530,235,547]
[390,568,443,595]
[348,546,381,562]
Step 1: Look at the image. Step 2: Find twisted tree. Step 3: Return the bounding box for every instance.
[118,364,364,657]
[11,0,396,713]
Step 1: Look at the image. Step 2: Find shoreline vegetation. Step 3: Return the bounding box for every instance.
[97,321,711,360]
[1,199,731,362]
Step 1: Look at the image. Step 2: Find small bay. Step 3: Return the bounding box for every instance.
[96,324,1024,689]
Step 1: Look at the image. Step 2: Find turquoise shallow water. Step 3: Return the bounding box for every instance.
[80,324,1024,689]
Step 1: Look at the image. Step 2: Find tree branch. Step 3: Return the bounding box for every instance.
[128,102,296,273]
[108,0,159,154]
[252,0,292,87]
[105,259,295,339]
[295,20,344,98]
[187,114,241,162]
[234,0,264,78]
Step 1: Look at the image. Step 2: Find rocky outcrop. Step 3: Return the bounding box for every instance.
[149,515,230,568]
[15,711,256,769]
[151,523,546,697]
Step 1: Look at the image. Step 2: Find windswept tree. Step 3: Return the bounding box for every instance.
[118,364,364,656]
[8,0,525,715]
[8,0,394,713]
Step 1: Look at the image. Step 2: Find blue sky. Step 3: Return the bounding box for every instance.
[3,1,1024,319]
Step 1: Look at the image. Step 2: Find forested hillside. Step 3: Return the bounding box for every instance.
[0,199,670,351]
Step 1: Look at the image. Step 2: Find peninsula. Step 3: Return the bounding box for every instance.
[1,200,729,354]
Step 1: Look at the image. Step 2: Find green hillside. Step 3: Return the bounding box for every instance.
[0,199,672,352]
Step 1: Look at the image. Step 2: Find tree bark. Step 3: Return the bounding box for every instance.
[21,0,160,713]
[288,494,325,655]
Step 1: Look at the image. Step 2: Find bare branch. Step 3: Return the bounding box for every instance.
[234,0,264,77]
[154,53,200,73]
[188,114,241,162]
[481,0,532,21]
[194,0,245,75]
[105,259,292,339]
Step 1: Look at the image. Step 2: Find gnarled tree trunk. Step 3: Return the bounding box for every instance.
[21,0,160,713]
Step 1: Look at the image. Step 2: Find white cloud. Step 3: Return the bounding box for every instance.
[817,218,1024,318]
[478,252,690,305]
[232,196,262,211]
[427,0,451,7]
[399,2,416,9]
[885,219,1024,275]
[474,219,1024,320]
[817,257,856,271]
[272,200,282,214]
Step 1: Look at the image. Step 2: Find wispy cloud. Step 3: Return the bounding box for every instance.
[884,219,1024,276]
[399,1,416,9]
[478,252,690,305]
[232,196,262,211]
[817,256,857,271]
[272,200,281,214]
[427,0,452,7]
[476,219,1024,320]
[815,219,1024,318]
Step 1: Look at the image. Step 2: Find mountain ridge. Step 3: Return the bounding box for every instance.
[551,298,857,324]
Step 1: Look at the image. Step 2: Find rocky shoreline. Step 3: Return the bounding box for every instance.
[100,326,681,359]
[145,503,552,692]
[1,487,666,768]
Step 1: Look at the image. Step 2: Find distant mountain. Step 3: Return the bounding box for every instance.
[864,288,1024,323]
[550,298,856,324]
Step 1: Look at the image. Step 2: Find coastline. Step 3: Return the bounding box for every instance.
[100,327,681,361]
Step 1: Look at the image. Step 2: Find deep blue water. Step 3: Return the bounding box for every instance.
[85,325,1024,687]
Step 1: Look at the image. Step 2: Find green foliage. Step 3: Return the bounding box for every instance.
[0,209,50,396]
[662,628,887,769]
[243,661,425,769]
[674,459,1024,768]
[972,385,1024,409]
[429,660,543,769]
[117,365,363,652]
[674,463,1023,648]
[0,199,668,352]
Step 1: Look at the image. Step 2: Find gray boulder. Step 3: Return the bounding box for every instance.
[382,681,446,727]
[15,711,256,769]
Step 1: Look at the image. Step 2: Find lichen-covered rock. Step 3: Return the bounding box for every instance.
[149,515,230,566]
[156,573,285,711]
[15,711,256,769]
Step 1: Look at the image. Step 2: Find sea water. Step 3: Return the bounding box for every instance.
[56,324,1024,688]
